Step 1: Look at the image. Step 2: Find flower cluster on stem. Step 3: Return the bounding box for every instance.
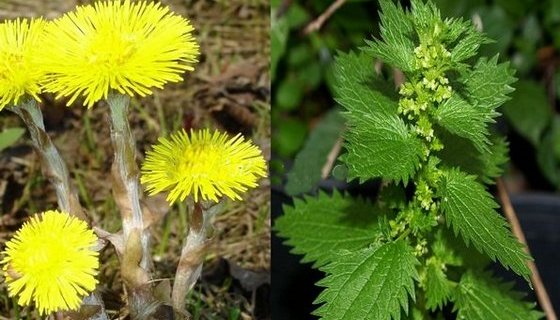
[389,21,453,256]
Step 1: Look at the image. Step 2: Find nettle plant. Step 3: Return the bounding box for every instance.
[276,1,543,319]
[0,1,266,319]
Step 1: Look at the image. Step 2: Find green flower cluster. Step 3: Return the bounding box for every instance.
[390,23,457,244]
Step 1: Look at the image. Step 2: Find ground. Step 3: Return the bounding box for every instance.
[0,0,270,319]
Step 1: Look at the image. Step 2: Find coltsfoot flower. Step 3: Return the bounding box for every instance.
[141,129,267,203]
[1,210,99,315]
[0,18,46,110]
[40,0,200,107]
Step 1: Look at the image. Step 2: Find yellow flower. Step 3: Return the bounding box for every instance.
[40,0,200,108]
[141,129,267,203]
[1,210,99,315]
[0,18,46,110]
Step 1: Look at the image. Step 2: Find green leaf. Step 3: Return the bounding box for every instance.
[410,0,441,32]
[341,113,424,183]
[462,55,516,111]
[314,240,418,320]
[285,109,345,195]
[274,191,381,268]
[448,18,490,63]
[0,127,25,152]
[432,228,490,270]
[438,168,531,280]
[475,135,509,184]
[365,0,416,72]
[431,229,463,267]
[424,263,453,311]
[335,51,423,183]
[334,50,398,119]
[503,80,552,145]
[438,131,509,185]
[434,94,496,152]
[454,271,543,320]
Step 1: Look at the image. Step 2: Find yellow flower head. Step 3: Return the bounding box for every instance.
[141,129,267,203]
[0,18,46,110]
[40,0,200,108]
[1,210,99,315]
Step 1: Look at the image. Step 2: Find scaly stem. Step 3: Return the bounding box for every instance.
[11,98,109,320]
[172,201,222,313]
[107,93,152,305]
[11,99,85,220]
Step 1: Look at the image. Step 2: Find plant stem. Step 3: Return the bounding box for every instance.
[11,98,109,320]
[108,93,150,269]
[172,201,223,313]
[497,179,557,320]
[11,99,85,220]
[107,93,152,305]
[303,0,347,34]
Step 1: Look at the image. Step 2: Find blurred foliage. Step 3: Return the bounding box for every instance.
[285,109,344,195]
[0,127,24,152]
[273,0,560,192]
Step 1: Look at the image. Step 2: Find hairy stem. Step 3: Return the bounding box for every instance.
[172,201,223,313]
[107,93,152,305]
[11,99,109,320]
[11,99,85,220]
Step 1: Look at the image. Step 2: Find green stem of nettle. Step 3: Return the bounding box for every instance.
[107,93,152,307]
[11,98,109,320]
[397,229,411,242]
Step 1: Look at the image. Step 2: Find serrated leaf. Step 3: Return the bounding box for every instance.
[431,229,463,267]
[432,228,490,270]
[274,191,381,268]
[503,80,552,145]
[448,18,491,63]
[434,94,496,152]
[410,0,440,30]
[454,271,543,320]
[314,240,418,320]
[475,135,509,184]
[462,55,516,111]
[334,51,423,183]
[0,127,25,152]
[424,263,452,311]
[365,0,416,72]
[438,130,509,184]
[334,50,398,119]
[438,168,531,280]
[341,113,424,183]
[285,109,345,195]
